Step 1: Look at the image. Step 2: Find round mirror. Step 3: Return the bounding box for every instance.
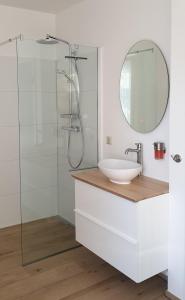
[120,40,169,133]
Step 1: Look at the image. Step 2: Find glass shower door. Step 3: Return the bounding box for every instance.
[17,39,79,265]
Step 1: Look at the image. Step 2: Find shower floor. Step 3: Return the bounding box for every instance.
[21,216,80,264]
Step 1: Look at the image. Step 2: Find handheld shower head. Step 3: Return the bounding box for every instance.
[57,69,73,82]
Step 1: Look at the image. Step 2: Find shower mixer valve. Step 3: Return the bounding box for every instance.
[62,126,81,133]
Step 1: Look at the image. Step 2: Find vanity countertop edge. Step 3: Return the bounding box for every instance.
[71,168,169,202]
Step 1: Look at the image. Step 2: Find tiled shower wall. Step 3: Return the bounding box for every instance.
[57,45,98,225]
[18,42,58,224]
[0,44,20,228]
[0,5,55,228]
[0,41,98,228]
[0,44,59,228]
[0,5,98,229]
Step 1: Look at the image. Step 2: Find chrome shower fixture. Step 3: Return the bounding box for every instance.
[37,38,58,45]
[57,69,73,82]
[46,34,70,45]
[37,34,70,46]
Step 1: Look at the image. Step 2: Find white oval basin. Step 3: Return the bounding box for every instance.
[98,159,142,184]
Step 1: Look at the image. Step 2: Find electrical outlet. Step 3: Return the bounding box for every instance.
[106,136,112,145]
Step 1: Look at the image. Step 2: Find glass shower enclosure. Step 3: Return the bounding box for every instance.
[17,38,98,264]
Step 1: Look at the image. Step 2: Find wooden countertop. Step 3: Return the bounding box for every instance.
[72,168,169,202]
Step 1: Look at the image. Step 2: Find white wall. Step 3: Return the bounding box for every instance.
[56,0,170,182]
[0,5,55,228]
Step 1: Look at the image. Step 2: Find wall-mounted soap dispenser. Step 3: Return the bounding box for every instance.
[153,142,166,160]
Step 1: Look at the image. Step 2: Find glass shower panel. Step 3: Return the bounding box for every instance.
[57,45,98,226]
[17,39,79,265]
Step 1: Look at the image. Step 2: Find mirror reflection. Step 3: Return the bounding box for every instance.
[120,40,169,133]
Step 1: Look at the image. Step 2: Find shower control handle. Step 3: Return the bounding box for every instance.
[60,113,79,119]
[62,126,80,133]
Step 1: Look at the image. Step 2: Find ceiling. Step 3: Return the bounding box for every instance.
[0,0,85,14]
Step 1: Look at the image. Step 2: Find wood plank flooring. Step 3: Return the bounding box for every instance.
[0,222,168,300]
[21,216,79,264]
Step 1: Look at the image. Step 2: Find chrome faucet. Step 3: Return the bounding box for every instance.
[125,143,143,165]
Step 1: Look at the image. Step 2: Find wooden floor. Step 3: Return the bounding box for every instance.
[21,216,79,264]
[0,222,168,300]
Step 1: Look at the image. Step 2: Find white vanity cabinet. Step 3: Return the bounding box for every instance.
[73,170,169,283]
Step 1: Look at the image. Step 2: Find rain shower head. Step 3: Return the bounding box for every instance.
[37,37,58,45]
[37,34,70,46]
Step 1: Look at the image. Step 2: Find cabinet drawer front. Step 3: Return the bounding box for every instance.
[75,212,139,282]
[75,180,137,239]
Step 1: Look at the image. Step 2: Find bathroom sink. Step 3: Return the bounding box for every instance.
[98,159,142,184]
